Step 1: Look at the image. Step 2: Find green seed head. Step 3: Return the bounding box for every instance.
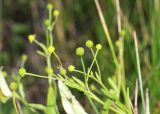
[2,71,7,77]
[68,65,75,72]
[120,30,126,37]
[44,19,50,27]
[53,10,60,17]
[96,44,102,50]
[21,54,28,62]
[45,67,53,75]
[76,47,85,56]
[28,34,36,43]
[48,46,55,54]
[10,82,18,91]
[19,68,26,77]
[86,40,93,48]
[60,67,67,75]
[47,3,53,10]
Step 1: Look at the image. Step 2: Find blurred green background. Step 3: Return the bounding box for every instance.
[0,0,160,113]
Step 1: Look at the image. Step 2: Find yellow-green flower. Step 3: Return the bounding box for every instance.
[86,40,93,48]
[10,82,18,91]
[96,44,102,50]
[47,3,53,10]
[53,10,60,17]
[76,47,85,56]
[68,65,75,72]
[28,34,36,43]
[19,68,26,77]
[45,67,53,75]
[48,46,55,54]
[0,70,12,103]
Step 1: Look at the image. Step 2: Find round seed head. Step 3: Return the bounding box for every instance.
[47,3,53,10]
[28,34,36,43]
[86,40,93,48]
[96,44,102,50]
[76,47,85,56]
[44,19,50,27]
[120,30,126,37]
[53,10,60,17]
[19,68,26,77]
[68,65,75,72]
[48,46,55,54]
[10,82,18,91]
[21,54,28,62]
[45,67,53,75]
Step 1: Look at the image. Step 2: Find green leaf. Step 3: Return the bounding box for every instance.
[45,82,59,114]
[108,77,118,93]
[58,80,88,114]
[102,99,112,114]
[72,77,85,88]
[19,83,25,99]
[28,103,47,111]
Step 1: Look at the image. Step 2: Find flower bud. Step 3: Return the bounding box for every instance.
[47,3,53,10]
[53,10,60,17]
[10,82,18,91]
[45,67,53,75]
[18,68,26,77]
[28,34,36,43]
[85,40,93,48]
[76,47,85,56]
[68,65,75,72]
[96,44,102,50]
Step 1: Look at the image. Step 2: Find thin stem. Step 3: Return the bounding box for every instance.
[88,49,98,74]
[80,57,87,82]
[12,91,19,114]
[80,57,99,114]
[53,52,62,67]
[133,31,145,112]
[90,48,102,80]
[26,73,55,79]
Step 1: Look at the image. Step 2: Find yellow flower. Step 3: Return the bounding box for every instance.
[48,46,55,54]
[0,70,12,103]
[53,10,60,17]
[28,34,36,43]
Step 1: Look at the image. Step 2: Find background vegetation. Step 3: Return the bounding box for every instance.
[0,0,160,113]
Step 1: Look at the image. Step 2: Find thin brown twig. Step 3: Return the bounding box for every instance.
[146,89,150,114]
[134,79,139,114]
[95,0,119,67]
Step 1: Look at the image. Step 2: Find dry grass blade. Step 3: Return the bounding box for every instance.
[146,89,150,114]
[95,0,118,67]
[134,79,138,114]
[133,31,145,112]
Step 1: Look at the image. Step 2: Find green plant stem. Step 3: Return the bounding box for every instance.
[26,72,56,79]
[88,49,98,74]
[133,31,145,112]
[80,56,99,114]
[90,48,102,81]
[12,91,19,114]
[53,52,63,67]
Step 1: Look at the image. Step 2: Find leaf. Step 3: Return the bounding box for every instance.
[0,70,12,103]
[28,103,47,111]
[108,77,118,93]
[19,83,25,99]
[45,82,59,114]
[72,77,85,88]
[102,99,112,114]
[58,81,88,114]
